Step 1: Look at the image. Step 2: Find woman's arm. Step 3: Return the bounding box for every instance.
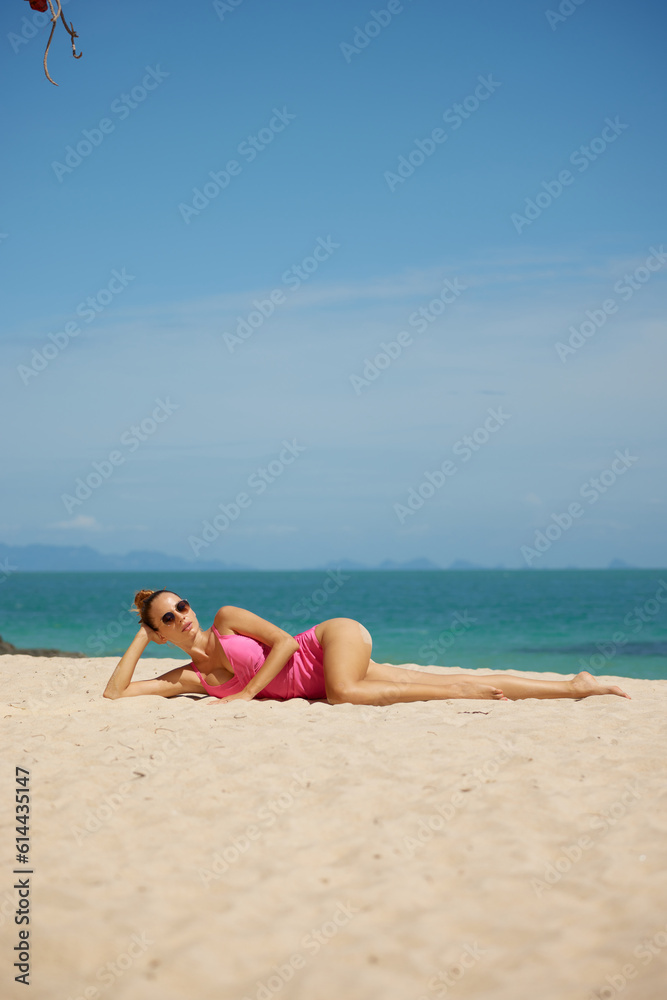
[101,625,196,699]
[103,628,152,698]
[214,606,299,699]
[103,627,198,699]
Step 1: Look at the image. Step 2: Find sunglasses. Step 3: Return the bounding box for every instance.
[160,599,190,625]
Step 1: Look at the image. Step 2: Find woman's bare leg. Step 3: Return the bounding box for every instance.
[366,661,631,700]
[315,619,507,704]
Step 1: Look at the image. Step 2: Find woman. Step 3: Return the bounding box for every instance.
[102,589,631,704]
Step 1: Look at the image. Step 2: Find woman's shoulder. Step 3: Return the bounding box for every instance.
[212,605,245,635]
[213,605,273,626]
[213,605,239,622]
[213,604,248,616]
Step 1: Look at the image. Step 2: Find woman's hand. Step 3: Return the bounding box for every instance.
[207,689,255,706]
[139,624,167,645]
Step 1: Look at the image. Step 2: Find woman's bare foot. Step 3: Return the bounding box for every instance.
[447,679,509,701]
[570,671,631,700]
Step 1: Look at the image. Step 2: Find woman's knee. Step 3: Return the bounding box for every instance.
[325,681,358,705]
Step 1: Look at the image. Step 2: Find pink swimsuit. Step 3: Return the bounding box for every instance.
[189,625,327,701]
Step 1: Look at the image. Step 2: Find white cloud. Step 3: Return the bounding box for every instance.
[52,515,104,531]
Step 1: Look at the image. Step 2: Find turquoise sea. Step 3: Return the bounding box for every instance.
[1,570,666,680]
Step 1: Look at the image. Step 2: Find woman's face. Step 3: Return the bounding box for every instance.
[149,592,199,643]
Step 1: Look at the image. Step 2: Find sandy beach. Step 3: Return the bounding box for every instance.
[2,654,667,1000]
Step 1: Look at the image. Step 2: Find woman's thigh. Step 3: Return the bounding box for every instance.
[366,661,453,685]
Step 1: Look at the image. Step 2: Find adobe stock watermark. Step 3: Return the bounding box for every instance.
[520,449,638,566]
[63,932,153,1000]
[545,0,587,31]
[7,0,74,54]
[239,901,359,1000]
[384,74,501,192]
[587,921,667,1000]
[0,557,18,585]
[402,739,518,859]
[417,942,488,1000]
[178,106,296,224]
[71,733,187,846]
[86,603,139,655]
[17,267,136,385]
[51,66,169,182]
[188,439,306,555]
[197,771,312,888]
[213,0,245,20]
[577,579,667,675]
[277,568,351,633]
[511,117,628,234]
[350,275,467,394]
[61,398,179,515]
[417,611,477,664]
[394,408,511,524]
[223,236,340,353]
[555,245,667,362]
[340,0,414,63]
[1,887,22,928]
[25,657,93,714]
[531,782,641,897]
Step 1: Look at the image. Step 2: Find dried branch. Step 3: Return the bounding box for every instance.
[40,0,82,86]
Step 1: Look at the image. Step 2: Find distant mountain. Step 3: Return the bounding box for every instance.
[376,558,443,570]
[321,559,368,571]
[321,557,444,571]
[0,543,251,572]
[0,543,645,573]
[1,545,446,572]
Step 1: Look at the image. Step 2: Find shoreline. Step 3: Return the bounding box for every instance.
[0,633,86,658]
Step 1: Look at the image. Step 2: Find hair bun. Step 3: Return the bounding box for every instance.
[130,587,170,630]
[132,589,154,617]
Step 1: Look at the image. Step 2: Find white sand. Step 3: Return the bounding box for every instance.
[2,654,667,1000]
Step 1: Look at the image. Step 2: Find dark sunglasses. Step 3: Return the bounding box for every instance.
[160,599,190,625]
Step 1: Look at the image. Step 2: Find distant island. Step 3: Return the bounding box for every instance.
[0,542,641,572]
[0,543,247,573]
[0,543,449,572]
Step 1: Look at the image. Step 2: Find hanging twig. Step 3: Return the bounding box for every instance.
[59,7,82,60]
[43,0,62,86]
[41,0,82,86]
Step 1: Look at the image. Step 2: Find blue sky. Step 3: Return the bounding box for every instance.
[1,0,665,569]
